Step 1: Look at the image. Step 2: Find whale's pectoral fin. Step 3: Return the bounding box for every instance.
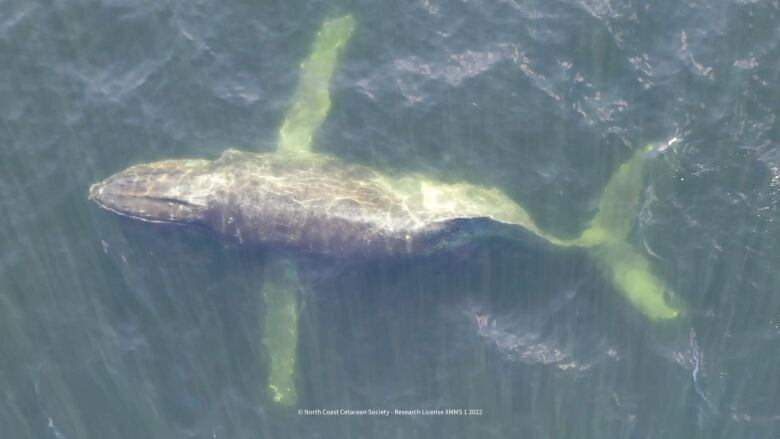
[259,13,354,407]
[261,256,300,405]
[570,145,683,320]
[277,15,355,156]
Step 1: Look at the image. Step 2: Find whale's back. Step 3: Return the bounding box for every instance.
[206,150,529,255]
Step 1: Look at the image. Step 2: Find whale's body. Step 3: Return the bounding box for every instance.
[87,13,682,408]
[89,149,557,257]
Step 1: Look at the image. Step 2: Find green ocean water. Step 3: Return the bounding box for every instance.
[1,0,779,438]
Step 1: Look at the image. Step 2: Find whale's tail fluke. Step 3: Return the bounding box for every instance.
[573,145,683,320]
[573,145,653,247]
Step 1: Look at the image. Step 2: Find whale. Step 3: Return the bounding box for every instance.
[89,15,682,405]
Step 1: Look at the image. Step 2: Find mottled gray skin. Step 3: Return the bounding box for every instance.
[89,140,683,320]
[89,149,503,257]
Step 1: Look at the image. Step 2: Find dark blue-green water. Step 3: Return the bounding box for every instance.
[1,0,779,438]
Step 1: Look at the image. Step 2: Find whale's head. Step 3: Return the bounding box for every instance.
[89,158,225,226]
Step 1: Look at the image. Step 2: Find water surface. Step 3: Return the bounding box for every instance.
[1,0,779,437]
